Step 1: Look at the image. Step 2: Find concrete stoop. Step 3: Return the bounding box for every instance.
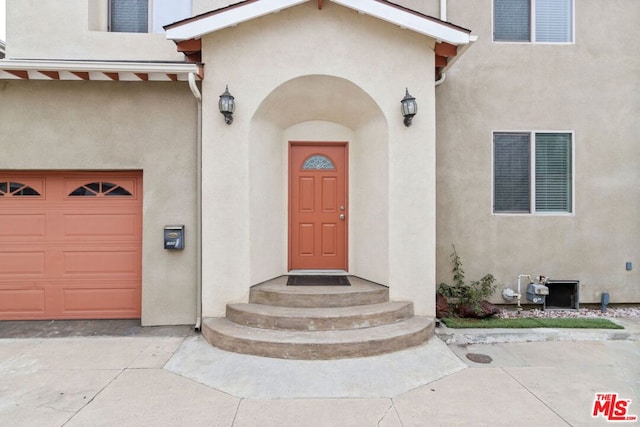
[201,276,434,359]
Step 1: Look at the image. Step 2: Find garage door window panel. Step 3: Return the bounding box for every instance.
[0,182,41,197]
[69,182,132,197]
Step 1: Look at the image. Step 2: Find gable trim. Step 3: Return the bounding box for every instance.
[165,0,472,45]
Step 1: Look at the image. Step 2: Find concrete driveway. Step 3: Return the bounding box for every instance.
[0,319,638,426]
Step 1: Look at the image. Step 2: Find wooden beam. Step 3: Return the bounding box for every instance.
[6,70,29,79]
[435,55,447,68]
[71,71,90,80]
[135,73,149,81]
[38,70,60,80]
[176,38,201,52]
[318,0,323,9]
[167,73,178,81]
[435,42,457,57]
[104,72,120,81]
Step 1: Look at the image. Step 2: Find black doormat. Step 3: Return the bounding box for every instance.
[286,275,350,286]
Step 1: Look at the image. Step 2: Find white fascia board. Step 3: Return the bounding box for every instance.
[330,0,470,45]
[0,59,200,74]
[166,0,308,41]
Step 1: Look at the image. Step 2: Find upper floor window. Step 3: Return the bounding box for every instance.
[108,0,191,33]
[110,0,148,33]
[493,132,573,214]
[494,0,573,43]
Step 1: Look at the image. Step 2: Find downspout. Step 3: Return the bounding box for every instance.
[188,72,203,331]
[436,0,448,86]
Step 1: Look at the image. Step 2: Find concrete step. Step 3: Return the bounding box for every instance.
[201,316,434,360]
[249,276,389,308]
[226,301,414,331]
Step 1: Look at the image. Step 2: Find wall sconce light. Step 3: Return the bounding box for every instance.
[400,88,417,127]
[219,85,235,125]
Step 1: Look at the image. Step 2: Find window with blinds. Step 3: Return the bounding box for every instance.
[110,0,148,33]
[493,132,573,214]
[494,0,573,43]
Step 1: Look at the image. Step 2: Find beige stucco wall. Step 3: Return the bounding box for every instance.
[0,80,198,325]
[199,1,438,316]
[436,0,640,304]
[6,0,182,60]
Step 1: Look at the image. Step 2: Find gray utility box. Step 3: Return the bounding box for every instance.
[526,283,549,305]
[164,225,185,250]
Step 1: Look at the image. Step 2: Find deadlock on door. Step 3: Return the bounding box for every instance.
[339,205,345,220]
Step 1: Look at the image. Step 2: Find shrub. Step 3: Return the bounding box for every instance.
[437,246,497,317]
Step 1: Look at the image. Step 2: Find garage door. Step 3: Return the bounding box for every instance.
[0,172,142,320]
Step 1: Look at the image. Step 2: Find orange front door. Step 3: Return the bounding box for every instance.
[289,143,348,270]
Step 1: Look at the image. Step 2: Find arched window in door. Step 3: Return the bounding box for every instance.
[302,154,335,170]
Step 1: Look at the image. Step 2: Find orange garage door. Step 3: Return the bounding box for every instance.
[0,172,142,320]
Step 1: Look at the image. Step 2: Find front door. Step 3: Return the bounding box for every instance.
[289,142,347,270]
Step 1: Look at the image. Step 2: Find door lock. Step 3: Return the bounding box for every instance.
[340,205,345,211]
[339,214,345,220]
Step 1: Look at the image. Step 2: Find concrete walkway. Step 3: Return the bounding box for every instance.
[1,319,639,426]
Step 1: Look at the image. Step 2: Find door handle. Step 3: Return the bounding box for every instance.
[339,214,345,220]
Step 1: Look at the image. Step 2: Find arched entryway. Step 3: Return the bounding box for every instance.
[248,74,389,286]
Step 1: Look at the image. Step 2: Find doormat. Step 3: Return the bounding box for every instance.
[286,275,350,286]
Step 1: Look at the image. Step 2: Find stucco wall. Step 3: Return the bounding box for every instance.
[0,80,198,325]
[436,0,640,304]
[6,0,182,60]
[199,1,438,316]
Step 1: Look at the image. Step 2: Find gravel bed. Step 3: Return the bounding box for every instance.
[498,306,640,319]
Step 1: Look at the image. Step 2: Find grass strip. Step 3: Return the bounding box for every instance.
[441,317,623,329]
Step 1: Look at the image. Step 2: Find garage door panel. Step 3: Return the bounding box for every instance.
[63,250,140,275]
[0,289,46,313]
[62,287,139,313]
[63,213,140,238]
[0,214,46,238]
[0,251,46,274]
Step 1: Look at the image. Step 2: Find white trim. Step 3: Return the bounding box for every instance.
[0,59,201,81]
[166,0,472,45]
[332,0,470,45]
[166,0,308,40]
[491,130,575,216]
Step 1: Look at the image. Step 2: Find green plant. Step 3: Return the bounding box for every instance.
[438,246,497,316]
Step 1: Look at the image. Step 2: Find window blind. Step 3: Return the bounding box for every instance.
[494,0,530,42]
[494,133,531,213]
[536,0,572,42]
[110,0,148,33]
[535,133,572,212]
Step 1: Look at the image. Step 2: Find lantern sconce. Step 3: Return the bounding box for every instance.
[219,85,235,125]
[400,88,417,127]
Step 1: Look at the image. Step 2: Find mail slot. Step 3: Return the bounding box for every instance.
[164,225,184,250]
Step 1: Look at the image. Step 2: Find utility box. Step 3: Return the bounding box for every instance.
[526,283,548,305]
[164,225,185,250]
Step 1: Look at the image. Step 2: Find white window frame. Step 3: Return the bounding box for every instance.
[491,130,575,216]
[492,0,575,44]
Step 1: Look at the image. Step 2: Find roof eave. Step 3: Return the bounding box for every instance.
[165,0,472,46]
[0,59,203,81]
